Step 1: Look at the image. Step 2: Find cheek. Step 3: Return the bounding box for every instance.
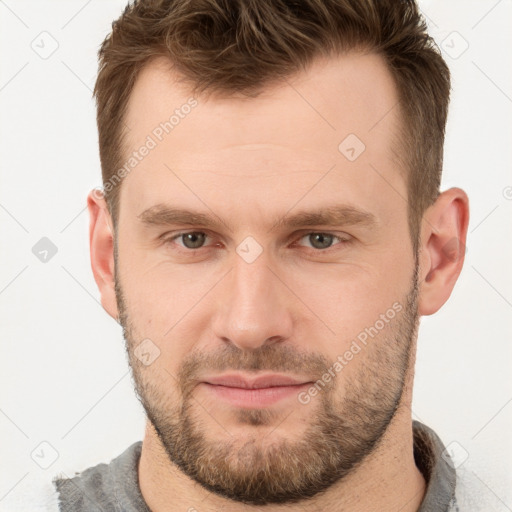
[118,241,212,322]
[118,266,219,368]
[118,221,413,363]
[292,264,404,331]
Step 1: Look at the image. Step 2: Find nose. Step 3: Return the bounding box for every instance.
[211,252,294,351]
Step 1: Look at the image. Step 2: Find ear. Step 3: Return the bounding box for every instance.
[87,188,119,321]
[418,187,470,316]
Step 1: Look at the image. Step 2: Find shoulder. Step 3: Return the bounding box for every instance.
[412,421,507,512]
[0,442,144,512]
[52,441,144,511]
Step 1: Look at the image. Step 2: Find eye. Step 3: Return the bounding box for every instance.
[162,230,351,253]
[165,231,211,250]
[295,232,351,251]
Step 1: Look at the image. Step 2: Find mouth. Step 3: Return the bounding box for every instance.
[199,373,313,408]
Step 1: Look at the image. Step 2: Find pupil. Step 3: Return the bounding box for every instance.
[183,232,205,249]
[311,233,333,249]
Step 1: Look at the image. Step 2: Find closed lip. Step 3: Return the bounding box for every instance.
[202,373,312,389]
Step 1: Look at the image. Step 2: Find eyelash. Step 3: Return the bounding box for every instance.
[162,231,352,254]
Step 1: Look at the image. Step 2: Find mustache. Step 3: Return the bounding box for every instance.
[177,343,332,398]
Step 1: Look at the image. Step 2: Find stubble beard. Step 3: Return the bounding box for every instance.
[115,257,420,505]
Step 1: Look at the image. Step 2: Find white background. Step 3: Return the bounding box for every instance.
[1,0,511,508]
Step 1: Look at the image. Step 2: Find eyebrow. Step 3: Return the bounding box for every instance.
[137,204,378,233]
[269,205,377,232]
[138,205,234,231]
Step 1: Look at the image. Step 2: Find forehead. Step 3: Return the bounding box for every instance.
[119,52,405,227]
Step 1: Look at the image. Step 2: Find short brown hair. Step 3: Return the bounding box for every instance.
[94,0,450,249]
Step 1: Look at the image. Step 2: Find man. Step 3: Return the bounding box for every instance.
[46,0,475,510]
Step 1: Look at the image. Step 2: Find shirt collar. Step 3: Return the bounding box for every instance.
[414,420,457,511]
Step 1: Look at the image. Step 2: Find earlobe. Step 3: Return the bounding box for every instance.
[87,189,119,321]
[418,188,470,316]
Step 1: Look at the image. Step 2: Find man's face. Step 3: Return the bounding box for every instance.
[114,53,419,504]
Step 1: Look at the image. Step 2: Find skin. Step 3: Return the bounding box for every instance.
[88,52,469,511]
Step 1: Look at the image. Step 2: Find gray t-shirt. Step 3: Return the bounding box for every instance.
[51,420,462,511]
